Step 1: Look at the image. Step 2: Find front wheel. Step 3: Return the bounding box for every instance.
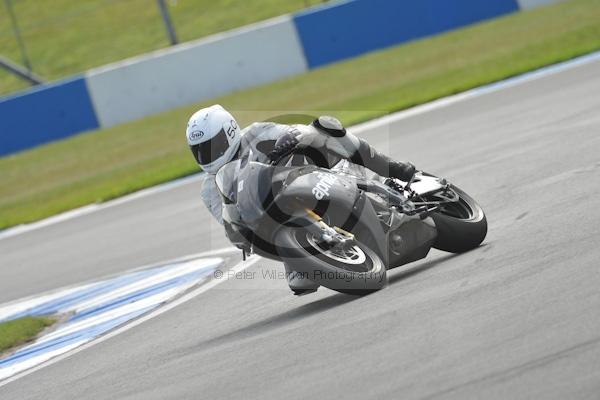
[427,185,487,253]
[275,229,387,295]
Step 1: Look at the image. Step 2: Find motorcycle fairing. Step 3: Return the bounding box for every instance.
[217,160,438,270]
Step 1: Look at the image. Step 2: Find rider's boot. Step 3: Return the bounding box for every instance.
[284,263,319,296]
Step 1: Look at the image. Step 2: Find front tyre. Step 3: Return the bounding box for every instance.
[275,229,387,295]
[429,185,487,253]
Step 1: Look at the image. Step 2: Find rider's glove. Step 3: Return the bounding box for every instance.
[268,133,299,162]
[389,161,416,182]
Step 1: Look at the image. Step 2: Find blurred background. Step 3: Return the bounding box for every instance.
[0,0,327,95]
[1,0,599,231]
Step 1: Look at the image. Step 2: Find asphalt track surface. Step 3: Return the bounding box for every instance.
[1,59,600,399]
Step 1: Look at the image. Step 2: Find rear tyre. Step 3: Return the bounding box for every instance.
[428,185,487,253]
[275,228,387,295]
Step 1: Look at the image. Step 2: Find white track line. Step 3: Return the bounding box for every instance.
[33,287,187,346]
[0,342,86,382]
[0,248,238,321]
[0,284,98,322]
[0,257,224,380]
[0,255,260,387]
[2,50,600,241]
[71,258,221,313]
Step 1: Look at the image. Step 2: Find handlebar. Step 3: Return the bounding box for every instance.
[269,144,299,166]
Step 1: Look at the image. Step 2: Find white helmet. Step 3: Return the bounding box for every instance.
[186,104,241,173]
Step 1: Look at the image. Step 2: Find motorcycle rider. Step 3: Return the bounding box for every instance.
[186,104,416,295]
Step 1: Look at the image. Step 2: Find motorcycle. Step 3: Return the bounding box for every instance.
[215,145,487,295]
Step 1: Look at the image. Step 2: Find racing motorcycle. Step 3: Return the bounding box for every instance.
[216,144,487,295]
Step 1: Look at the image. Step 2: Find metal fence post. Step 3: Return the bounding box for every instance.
[4,0,33,71]
[0,56,44,85]
[156,0,178,45]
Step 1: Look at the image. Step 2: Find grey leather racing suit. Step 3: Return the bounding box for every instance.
[200,118,415,224]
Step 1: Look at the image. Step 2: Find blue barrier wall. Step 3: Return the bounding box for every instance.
[0,77,98,156]
[293,0,520,68]
[0,0,555,157]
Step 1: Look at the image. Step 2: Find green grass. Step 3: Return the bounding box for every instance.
[0,316,56,353]
[0,0,324,95]
[1,0,600,229]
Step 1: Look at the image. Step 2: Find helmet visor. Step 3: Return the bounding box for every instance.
[192,128,230,165]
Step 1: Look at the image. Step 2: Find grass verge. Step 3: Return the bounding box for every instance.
[0,316,56,354]
[1,0,600,229]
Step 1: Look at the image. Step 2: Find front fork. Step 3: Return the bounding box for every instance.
[239,209,354,260]
[302,208,355,249]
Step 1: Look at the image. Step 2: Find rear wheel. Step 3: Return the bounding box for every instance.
[427,185,487,253]
[275,228,387,295]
